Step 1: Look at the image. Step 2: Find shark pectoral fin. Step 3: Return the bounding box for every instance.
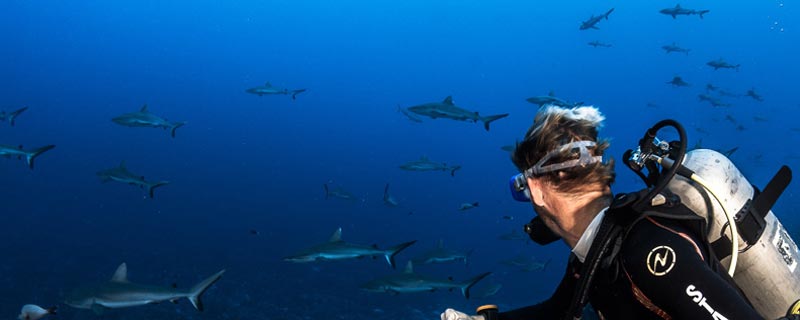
[170,299,179,304]
[140,104,148,112]
[90,303,105,315]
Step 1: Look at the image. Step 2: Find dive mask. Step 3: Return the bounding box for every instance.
[509,140,602,202]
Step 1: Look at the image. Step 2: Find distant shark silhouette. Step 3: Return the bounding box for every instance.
[65,263,224,315]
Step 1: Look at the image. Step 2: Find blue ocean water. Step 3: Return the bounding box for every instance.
[1,0,797,318]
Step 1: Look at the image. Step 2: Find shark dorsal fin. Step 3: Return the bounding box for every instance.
[548,90,555,97]
[675,4,681,8]
[119,160,127,169]
[420,155,429,161]
[329,227,343,242]
[404,261,414,274]
[111,263,129,282]
[265,82,272,87]
[437,239,444,249]
[443,96,454,105]
[140,104,148,113]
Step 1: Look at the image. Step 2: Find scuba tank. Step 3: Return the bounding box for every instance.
[625,119,799,319]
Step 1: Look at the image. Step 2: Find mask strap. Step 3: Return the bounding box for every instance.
[524,141,602,176]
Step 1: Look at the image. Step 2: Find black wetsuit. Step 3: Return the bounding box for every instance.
[498,215,763,319]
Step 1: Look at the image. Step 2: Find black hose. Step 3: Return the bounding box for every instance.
[633,119,687,211]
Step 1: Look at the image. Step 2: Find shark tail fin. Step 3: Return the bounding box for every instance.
[8,106,28,126]
[187,269,225,312]
[461,272,492,299]
[147,181,170,198]
[323,184,329,199]
[170,122,186,138]
[291,89,307,100]
[450,165,462,177]
[605,8,615,19]
[26,145,55,170]
[481,113,509,131]
[699,10,709,19]
[384,240,417,269]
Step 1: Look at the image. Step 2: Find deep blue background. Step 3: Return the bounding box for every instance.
[1,0,797,318]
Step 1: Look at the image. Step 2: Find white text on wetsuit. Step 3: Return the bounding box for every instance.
[686,285,728,320]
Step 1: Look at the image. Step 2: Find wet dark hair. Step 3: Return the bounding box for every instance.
[512,106,615,194]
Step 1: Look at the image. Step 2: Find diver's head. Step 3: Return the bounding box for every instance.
[512,105,615,243]
[513,105,614,191]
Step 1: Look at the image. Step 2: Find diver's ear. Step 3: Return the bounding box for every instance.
[528,178,546,207]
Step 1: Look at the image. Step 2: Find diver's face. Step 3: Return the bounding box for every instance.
[526,177,565,237]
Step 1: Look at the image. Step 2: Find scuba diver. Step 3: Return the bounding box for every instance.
[441,105,800,319]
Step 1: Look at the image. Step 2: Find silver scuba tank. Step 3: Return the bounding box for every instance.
[665,149,800,319]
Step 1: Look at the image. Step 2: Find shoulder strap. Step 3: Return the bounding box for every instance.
[563,190,709,320]
[564,192,640,320]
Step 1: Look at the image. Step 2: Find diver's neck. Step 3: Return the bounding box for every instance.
[558,190,611,249]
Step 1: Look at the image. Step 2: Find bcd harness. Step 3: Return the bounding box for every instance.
[557,165,792,320]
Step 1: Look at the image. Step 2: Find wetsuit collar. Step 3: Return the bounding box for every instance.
[572,207,609,263]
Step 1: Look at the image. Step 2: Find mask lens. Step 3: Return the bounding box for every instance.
[509,174,531,202]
